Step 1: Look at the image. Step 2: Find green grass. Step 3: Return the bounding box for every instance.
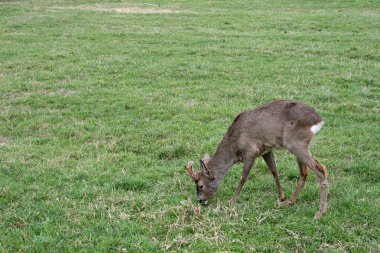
[1,0,379,252]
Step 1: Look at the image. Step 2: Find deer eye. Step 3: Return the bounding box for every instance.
[200,185,204,189]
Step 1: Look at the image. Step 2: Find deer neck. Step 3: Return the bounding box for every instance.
[208,140,237,188]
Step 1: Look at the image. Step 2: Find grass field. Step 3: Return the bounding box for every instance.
[1,0,379,252]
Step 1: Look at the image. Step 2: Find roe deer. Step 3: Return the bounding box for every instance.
[186,100,328,219]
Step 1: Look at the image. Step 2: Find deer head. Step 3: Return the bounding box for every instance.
[186,154,217,205]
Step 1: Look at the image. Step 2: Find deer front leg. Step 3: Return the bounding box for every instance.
[262,151,285,203]
[230,154,257,205]
[287,159,308,206]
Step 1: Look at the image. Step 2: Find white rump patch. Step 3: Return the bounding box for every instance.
[311,121,324,134]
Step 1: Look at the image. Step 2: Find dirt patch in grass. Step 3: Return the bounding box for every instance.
[0,137,9,147]
[51,5,183,14]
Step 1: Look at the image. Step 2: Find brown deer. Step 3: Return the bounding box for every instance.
[186,100,328,219]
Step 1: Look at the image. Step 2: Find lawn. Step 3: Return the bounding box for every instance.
[1,0,379,252]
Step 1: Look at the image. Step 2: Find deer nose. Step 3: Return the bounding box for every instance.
[198,199,208,205]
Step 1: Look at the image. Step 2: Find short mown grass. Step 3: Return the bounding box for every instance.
[1,0,379,252]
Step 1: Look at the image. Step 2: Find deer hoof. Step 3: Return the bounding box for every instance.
[276,199,289,207]
[314,211,323,220]
[314,209,327,220]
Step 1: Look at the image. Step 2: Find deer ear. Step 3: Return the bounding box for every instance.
[207,170,215,180]
[202,153,211,164]
[199,159,207,173]
[200,159,215,180]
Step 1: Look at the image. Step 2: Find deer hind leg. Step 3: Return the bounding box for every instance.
[313,160,328,219]
[287,159,308,205]
[287,145,328,219]
[262,151,285,203]
[230,151,258,205]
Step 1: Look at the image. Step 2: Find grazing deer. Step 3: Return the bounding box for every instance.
[186,100,328,219]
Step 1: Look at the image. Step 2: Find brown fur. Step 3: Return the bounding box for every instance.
[187,100,329,219]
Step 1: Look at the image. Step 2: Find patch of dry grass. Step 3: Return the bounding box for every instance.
[0,136,8,147]
[50,5,184,14]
